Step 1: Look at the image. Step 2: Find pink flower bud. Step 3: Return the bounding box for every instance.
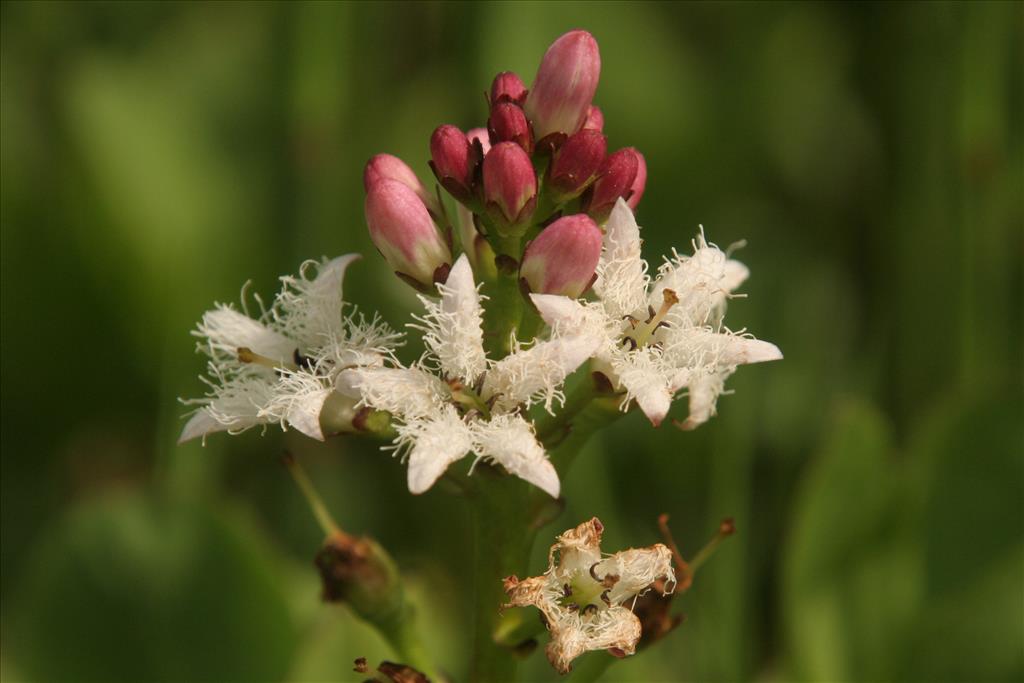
[489,71,527,106]
[582,105,604,132]
[626,148,647,210]
[488,102,533,155]
[521,214,602,298]
[483,142,537,233]
[584,148,640,222]
[467,127,491,155]
[547,129,606,199]
[363,154,442,217]
[429,124,475,201]
[365,179,452,289]
[524,30,601,141]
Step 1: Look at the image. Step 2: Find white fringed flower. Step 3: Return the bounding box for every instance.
[339,254,598,497]
[180,255,401,443]
[503,517,676,674]
[536,199,782,429]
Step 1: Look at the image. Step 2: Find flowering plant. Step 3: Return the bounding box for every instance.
[182,29,779,680]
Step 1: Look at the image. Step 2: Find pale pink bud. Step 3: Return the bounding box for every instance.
[626,148,647,210]
[429,124,475,201]
[584,148,640,222]
[488,102,533,154]
[489,71,527,106]
[365,179,452,289]
[483,142,537,232]
[521,214,602,298]
[582,105,604,132]
[548,129,606,199]
[467,127,492,156]
[524,30,601,141]
[363,154,442,217]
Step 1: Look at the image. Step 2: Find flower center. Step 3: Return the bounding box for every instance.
[446,378,492,419]
[622,288,679,349]
[557,563,621,615]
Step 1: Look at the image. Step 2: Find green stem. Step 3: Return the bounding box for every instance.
[469,469,538,681]
[374,602,441,681]
[482,234,523,358]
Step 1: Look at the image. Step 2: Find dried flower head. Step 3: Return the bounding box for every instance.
[503,517,675,673]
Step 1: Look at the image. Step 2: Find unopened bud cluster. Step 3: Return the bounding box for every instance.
[362,29,648,297]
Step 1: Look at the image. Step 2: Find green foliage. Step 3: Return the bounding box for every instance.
[6,493,298,682]
[784,396,1024,683]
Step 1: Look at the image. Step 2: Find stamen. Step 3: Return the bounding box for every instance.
[622,288,679,349]
[237,346,298,372]
[447,378,492,419]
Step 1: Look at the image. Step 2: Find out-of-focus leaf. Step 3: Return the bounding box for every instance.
[913,395,1024,595]
[902,546,1024,682]
[8,492,298,682]
[896,393,1024,681]
[783,401,921,682]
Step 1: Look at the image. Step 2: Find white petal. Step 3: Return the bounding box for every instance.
[530,294,589,330]
[471,414,560,498]
[593,199,649,319]
[614,348,674,427]
[598,545,675,604]
[401,407,473,494]
[677,369,729,430]
[651,237,740,327]
[722,258,750,293]
[483,335,599,413]
[415,254,487,384]
[178,409,224,444]
[548,607,641,674]
[666,328,783,369]
[179,372,272,441]
[339,365,448,420]
[283,387,332,441]
[276,254,361,348]
[197,306,294,362]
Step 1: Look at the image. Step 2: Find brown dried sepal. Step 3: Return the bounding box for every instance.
[633,576,685,649]
[376,661,431,683]
[315,531,381,603]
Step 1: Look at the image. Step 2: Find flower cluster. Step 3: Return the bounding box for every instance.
[181,28,780,498]
[180,27,784,677]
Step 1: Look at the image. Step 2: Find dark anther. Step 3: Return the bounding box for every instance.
[581,604,599,616]
[622,314,639,329]
[293,349,316,371]
[567,603,580,613]
[646,305,656,322]
[621,337,638,350]
[600,590,611,606]
[589,562,603,582]
[562,583,573,597]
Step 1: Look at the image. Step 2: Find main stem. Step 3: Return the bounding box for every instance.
[469,472,537,681]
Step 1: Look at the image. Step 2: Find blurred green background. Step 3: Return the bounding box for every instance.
[2,2,1021,682]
